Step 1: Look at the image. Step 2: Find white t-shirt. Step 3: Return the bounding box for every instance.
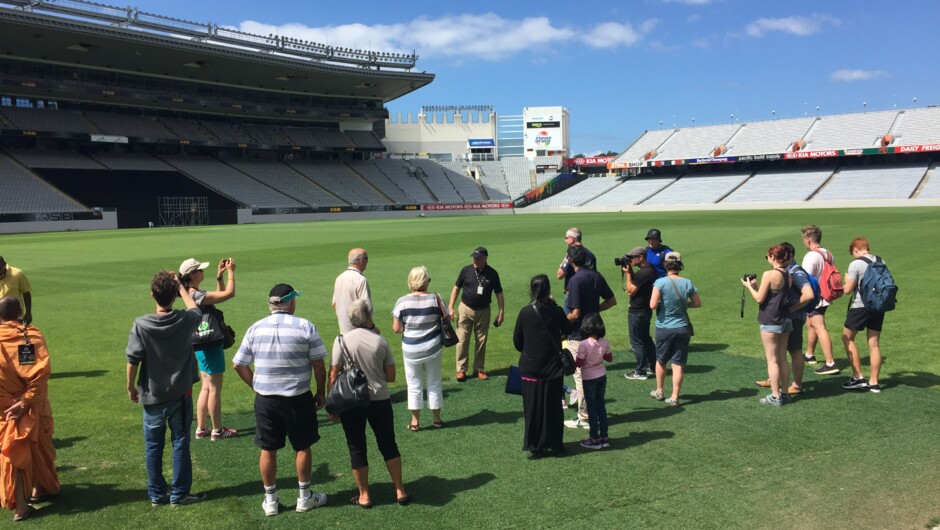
[846,254,882,309]
[802,247,832,308]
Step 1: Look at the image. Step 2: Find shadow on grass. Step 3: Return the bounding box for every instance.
[610,430,674,451]
[890,371,940,389]
[608,406,682,425]
[51,370,108,380]
[324,472,497,509]
[42,483,148,514]
[689,343,729,353]
[53,436,86,450]
[388,387,465,404]
[680,387,758,405]
[446,409,522,428]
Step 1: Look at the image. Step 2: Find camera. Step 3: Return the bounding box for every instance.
[614,255,632,267]
[742,273,757,282]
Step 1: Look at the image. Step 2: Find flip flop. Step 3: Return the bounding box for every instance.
[13,505,37,522]
[396,494,412,506]
[432,420,444,429]
[351,495,373,509]
[407,423,420,432]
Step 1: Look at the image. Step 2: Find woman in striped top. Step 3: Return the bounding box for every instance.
[392,266,444,431]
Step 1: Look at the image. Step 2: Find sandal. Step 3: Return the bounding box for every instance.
[407,423,420,432]
[351,495,373,509]
[650,389,665,401]
[432,420,444,429]
[396,494,412,506]
[13,506,37,522]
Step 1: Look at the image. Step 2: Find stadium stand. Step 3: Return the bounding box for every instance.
[501,157,534,198]
[347,160,418,204]
[83,111,173,139]
[346,130,384,149]
[0,151,88,213]
[6,148,104,170]
[533,177,623,207]
[802,110,897,150]
[654,124,741,160]
[224,157,346,207]
[473,161,512,200]
[722,118,815,156]
[0,106,99,134]
[581,176,678,207]
[287,160,391,205]
[812,164,927,201]
[641,171,752,205]
[369,159,436,203]
[409,159,471,203]
[160,154,304,208]
[613,128,676,164]
[721,167,836,203]
[893,107,940,146]
[90,152,175,171]
[158,117,216,142]
[917,163,940,198]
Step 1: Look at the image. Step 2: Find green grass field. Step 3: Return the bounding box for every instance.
[4,207,940,529]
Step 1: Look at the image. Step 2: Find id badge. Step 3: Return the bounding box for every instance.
[18,344,36,365]
[477,286,484,295]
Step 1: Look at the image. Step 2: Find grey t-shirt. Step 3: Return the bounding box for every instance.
[846,254,882,309]
[331,327,394,401]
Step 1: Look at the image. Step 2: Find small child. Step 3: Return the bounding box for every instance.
[575,313,612,449]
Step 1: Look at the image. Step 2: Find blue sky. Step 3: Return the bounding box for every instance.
[128,0,938,155]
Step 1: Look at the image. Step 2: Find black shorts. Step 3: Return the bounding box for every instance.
[787,317,805,352]
[254,391,320,452]
[844,307,884,332]
[806,305,828,317]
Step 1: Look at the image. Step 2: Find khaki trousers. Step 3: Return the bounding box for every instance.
[455,302,491,374]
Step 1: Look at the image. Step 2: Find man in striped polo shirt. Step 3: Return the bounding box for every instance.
[232,284,329,517]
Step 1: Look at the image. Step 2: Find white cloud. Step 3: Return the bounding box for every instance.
[745,13,840,38]
[830,69,888,82]
[237,14,655,61]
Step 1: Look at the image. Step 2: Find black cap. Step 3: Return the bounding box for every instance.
[471,247,488,258]
[268,283,301,304]
[646,228,662,241]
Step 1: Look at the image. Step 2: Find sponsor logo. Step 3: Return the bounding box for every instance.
[534,131,552,146]
[737,153,783,162]
[572,156,616,166]
[34,212,75,222]
[784,150,838,160]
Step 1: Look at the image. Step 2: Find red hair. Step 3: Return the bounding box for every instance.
[849,237,869,253]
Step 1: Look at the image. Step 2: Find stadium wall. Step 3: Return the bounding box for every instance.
[0,210,117,234]
[518,198,940,215]
[385,111,497,160]
[236,205,513,224]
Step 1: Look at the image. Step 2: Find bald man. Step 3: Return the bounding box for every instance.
[332,249,377,334]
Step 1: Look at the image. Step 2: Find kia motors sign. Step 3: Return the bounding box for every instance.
[569,156,616,166]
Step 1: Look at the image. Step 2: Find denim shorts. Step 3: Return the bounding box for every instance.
[760,319,794,334]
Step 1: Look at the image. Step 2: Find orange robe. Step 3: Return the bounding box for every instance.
[0,324,59,511]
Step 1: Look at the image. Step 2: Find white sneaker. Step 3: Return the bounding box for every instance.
[563,418,589,429]
[262,496,279,517]
[296,492,327,512]
[568,391,579,405]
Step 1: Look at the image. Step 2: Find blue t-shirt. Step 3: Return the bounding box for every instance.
[653,276,696,329]
[786,263,811,321]
[646,244,672,278]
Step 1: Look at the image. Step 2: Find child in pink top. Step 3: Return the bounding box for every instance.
[575,314,612,449]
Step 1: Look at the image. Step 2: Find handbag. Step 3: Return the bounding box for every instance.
[325,335,371,415]
[666,276,694,336]
[208,304,237,349]
[192,311,225,349]
[435,293,459,347]
[505,365,523,396]
[531,305,576,376]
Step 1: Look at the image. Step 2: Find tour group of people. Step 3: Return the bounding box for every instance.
[0,222,890,518]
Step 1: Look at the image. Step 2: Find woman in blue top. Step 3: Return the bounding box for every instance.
[742,245,792,407]
[649,252,701,407]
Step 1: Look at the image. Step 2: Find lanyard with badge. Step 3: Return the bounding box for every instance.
[473,267,487,295]
[3,322,35,365]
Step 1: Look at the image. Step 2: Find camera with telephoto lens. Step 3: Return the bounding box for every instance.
[742,273,757,282]
[614,254,632,267]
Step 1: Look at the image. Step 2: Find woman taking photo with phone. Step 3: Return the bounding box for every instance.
[180,257,237,440]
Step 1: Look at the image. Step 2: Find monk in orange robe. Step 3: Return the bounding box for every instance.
[0,297,59,522]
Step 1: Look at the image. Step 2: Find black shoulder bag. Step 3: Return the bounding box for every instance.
[531,305,576,376]
[325,335,371,415]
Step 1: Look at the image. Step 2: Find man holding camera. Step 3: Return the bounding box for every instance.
[621,247,658,380]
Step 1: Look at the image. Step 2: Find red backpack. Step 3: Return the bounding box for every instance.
[814,249,844,302]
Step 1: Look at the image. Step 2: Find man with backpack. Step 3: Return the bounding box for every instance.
[841,238,896,393]
[755,243,816,396]
[801,225,842,376]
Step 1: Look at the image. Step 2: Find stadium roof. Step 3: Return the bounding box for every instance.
[0,1,434,102]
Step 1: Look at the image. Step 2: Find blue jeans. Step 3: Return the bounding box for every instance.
[628,310,656,374]
[582,375,608,440]
[143,395,193,503]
